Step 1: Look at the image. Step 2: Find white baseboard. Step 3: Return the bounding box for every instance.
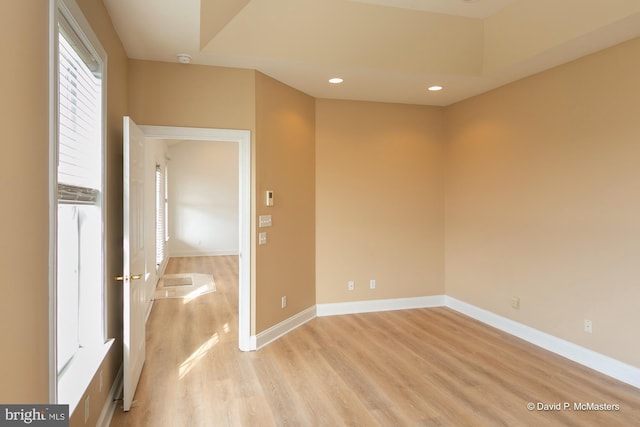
[145,299,155,323]
[255,306,317,349]
[97,364,123,427]
[248,335,257,351]
[168,250,239,258]
[445,296,640,389]
[313,294,639,389]
[316,295,446,317]
[157,258,169,276]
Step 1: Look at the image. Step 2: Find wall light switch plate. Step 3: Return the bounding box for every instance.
[259,215,272,227]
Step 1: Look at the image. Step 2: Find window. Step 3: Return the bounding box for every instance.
[52,0,110,410]
[165,165,170,243]
[155,164,165,266]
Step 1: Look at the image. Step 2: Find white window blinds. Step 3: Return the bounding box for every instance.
[155,165,165,265]
[58,15,102,203]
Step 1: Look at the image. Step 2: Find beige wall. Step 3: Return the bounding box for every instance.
[0,0,49,403]
[445,37,640,368]
[0,0,128,422]
[316,100,445,303]
[255,73,316,332]
[128,61,256,131]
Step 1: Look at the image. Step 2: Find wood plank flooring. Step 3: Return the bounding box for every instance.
[110,256,640,426]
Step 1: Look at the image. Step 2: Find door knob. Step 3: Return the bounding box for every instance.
[115,274,143,281]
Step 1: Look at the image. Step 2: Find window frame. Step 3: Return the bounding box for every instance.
[155,164,165,267]
[49,0,110,410]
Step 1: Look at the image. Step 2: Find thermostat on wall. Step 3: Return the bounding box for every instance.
[266,190,274,206]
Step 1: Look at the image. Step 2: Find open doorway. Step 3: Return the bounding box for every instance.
[164,140,239,259]
[140,125,252,351]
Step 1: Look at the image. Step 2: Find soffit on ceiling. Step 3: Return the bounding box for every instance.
[200,0,484,76]
[104,0,640,106]
[347,0,515,19]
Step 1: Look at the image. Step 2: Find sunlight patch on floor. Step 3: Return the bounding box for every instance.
[179,333,219,380]
[183,284,214,304]
[154,273,215,302]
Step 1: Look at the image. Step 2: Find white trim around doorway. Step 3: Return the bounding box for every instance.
[140,125,254,351]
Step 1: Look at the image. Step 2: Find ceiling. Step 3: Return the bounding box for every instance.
[103,0,640,106]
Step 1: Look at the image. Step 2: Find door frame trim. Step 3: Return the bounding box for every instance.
[140,125,253,351]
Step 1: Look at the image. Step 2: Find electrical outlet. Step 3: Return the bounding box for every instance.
[369,279,376,289]
[511,297,520,310]
[281,296,287,308]
[584,319,592,333]
[348,280,354,291]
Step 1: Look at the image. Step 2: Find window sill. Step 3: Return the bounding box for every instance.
[57,338,114,414]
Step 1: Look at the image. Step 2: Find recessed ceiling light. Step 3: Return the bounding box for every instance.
[428,85,443,91]
[329,77,344,84]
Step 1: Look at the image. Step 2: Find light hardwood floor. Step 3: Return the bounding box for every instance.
[110,256,640,426]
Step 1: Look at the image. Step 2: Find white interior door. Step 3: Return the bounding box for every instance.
[123,116,146,411]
